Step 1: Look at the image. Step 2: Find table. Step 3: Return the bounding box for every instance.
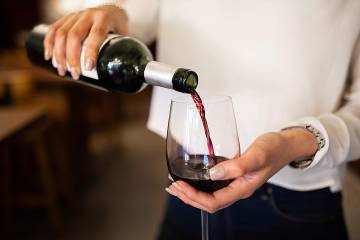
[0,105,62,233]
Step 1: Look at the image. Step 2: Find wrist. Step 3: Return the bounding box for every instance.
[279,128,318,164]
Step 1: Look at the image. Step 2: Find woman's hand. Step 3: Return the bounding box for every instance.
[166,128,318,213]
[43,5,128,79]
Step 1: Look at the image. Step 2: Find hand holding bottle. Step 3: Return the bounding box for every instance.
[43,5,128,79]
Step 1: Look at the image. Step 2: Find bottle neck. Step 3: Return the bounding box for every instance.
[144,61,198,93]
[144,61,177,89]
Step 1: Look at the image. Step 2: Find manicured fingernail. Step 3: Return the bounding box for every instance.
[71,67,80,80]
[210,167,225,180]
[57,65,66,76]
[172,182,183,193]
[165,187,177,197]
[44,50,50,60]
[85,58,94,70]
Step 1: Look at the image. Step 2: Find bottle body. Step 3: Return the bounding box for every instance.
[26,25,198,93]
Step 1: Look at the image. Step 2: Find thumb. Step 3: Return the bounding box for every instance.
[210,149,265,181]
[209,158,244,181]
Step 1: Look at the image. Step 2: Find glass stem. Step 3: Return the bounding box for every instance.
[201,210,209,240]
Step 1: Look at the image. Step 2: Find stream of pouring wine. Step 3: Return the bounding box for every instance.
[191,91,216,168]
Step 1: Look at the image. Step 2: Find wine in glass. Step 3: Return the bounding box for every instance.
[166,93,240,240]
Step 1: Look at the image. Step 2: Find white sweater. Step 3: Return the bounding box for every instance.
[95,0,360,192]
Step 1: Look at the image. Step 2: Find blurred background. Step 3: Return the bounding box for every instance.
[0,0,359,239]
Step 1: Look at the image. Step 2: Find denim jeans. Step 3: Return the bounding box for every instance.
[157,183,348,240]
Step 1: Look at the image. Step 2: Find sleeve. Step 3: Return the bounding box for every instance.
[286,37,360,169]
[84,0,160,44]
[336,38,360,163]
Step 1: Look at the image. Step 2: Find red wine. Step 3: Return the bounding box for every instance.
[26,24,198,93]
[191,91,216,167]
[168,155,231,193]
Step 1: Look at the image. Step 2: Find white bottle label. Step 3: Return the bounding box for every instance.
[51,34,119,80]
[33,24,118,80]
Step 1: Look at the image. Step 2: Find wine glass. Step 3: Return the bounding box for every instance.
[166,94,240,240]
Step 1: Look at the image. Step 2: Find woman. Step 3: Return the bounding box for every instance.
[43,0,360,239]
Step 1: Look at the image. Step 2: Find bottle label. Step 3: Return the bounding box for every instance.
[49,33,119,80]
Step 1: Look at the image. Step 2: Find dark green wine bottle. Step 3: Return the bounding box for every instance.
[26,24,198,93]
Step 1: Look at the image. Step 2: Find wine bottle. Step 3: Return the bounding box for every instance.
[25,24,198,93]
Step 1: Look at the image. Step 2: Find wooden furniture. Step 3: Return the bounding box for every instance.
[0,105,62,232]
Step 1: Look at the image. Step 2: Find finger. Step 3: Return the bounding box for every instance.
[242,145,269,172]
[210,147,268,181]
[209,158,245,181]
[178,180,236,212]
[212,168,272,205]
[66,14,93,79]
[166,185,209,212]
[53,14,78,76]
[44,16,70,60]
[212,177,255,204]
[85,20,109,71]
[177,176,260,212]
[175,168,273,213]
[173,181,224,213]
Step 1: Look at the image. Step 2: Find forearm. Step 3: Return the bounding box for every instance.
[117,0,160,43]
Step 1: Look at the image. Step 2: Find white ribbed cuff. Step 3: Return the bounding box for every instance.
[317,113,350,167]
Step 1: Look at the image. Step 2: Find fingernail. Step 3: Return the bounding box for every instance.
[85,58,94,70]
[210,167,225,180]
[172,182,183,193]
[57,65,66,76]
[44,50,50,60]
[165,187,177,197]
[71,67,80,80]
